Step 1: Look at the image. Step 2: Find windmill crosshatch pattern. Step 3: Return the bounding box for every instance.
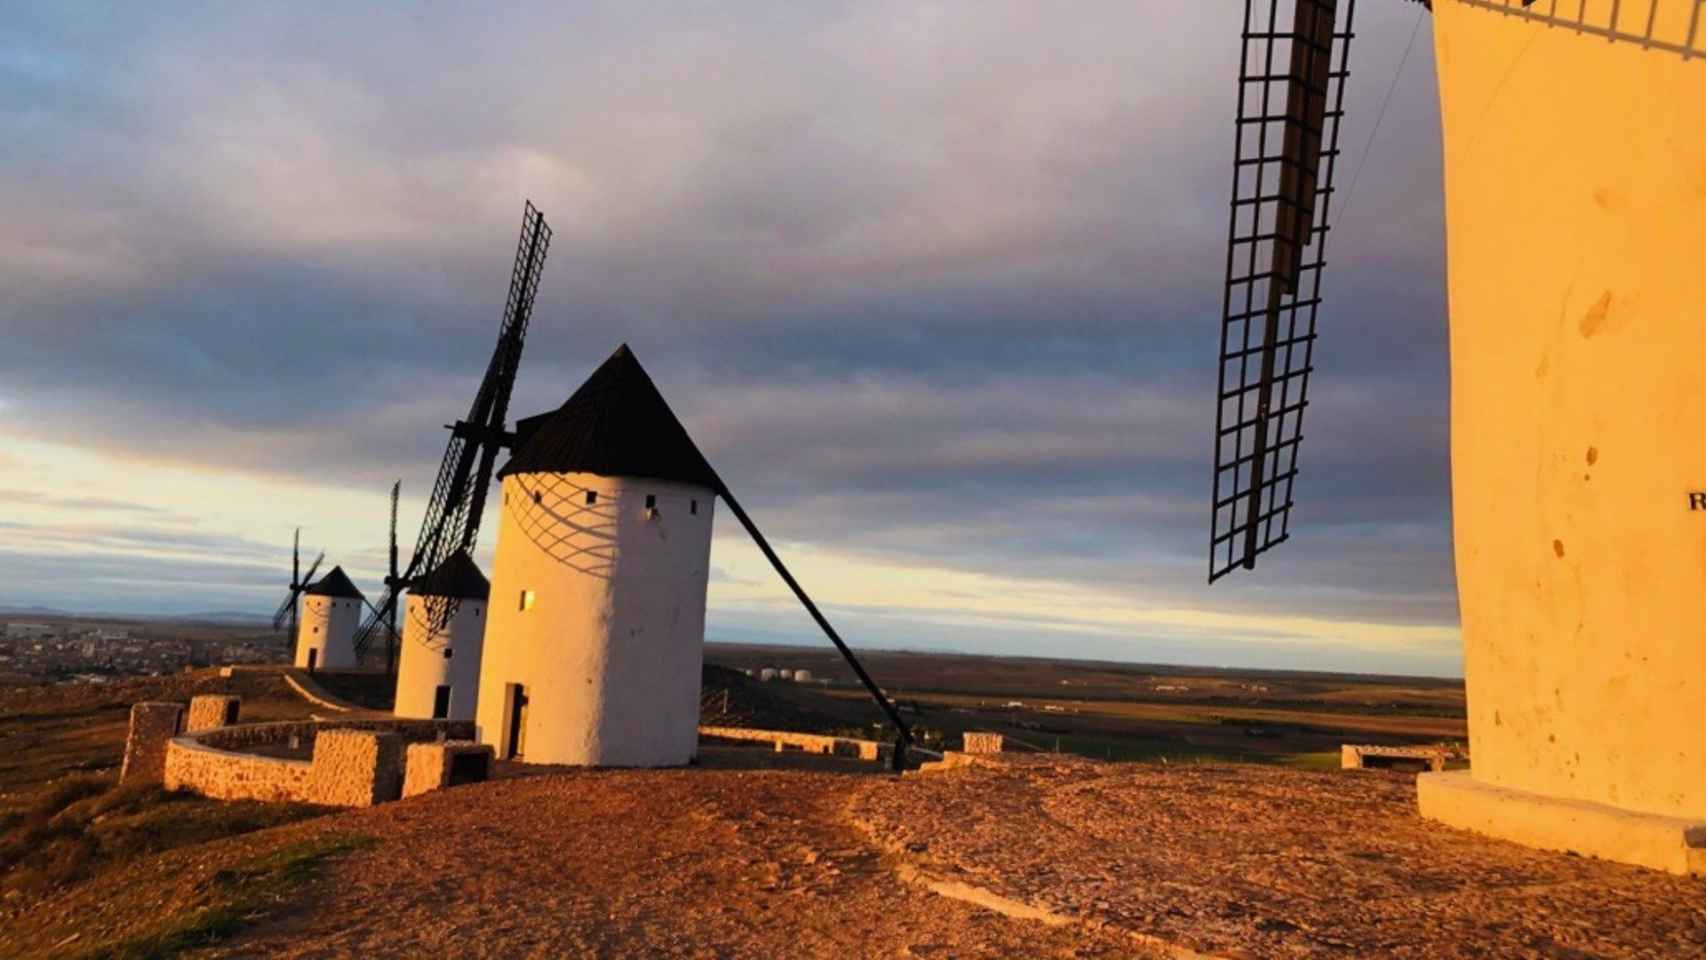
[1209,0,1356,582]
[1462,0,1705,59]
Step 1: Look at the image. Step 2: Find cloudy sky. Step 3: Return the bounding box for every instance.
[0,2,1457,675]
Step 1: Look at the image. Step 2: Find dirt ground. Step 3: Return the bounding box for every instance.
[7,740,1706,958]
[7,666,1697,959]
[855,755,1706,959]
[3,750,1148,959]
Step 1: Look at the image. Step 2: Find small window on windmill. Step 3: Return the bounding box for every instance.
[585,490,597,506]
[443,648,453,660]
[690,499,698,515]
[645,493,659,519]
[532,489,542,505]
[519,589,536,612]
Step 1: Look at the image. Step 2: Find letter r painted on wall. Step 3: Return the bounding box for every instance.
[1691,491,1706,511]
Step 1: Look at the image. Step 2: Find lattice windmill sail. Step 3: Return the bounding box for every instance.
[271,528,324,646]
[352,201,552,661]
[378,479,401,676]
[1208,0,1359,582]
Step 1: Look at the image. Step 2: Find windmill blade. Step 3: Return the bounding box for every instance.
[388,480,400,581]
[357,591,402,660]
[299,552,325,589]
[363,596,392,624]
[274,530,306,632]
[271,591,296,632]
[354,201,552,659]
[386,479,401,677]
[1207,0,1356,583]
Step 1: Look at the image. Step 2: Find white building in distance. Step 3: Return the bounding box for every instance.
[395,549,490,722]
[293,566,364,672]
[476,344,718,767]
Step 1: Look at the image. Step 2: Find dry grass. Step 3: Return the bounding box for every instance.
[0,668,333,955]
[75,833,374,960]
[0,774,324,902]
[0,670,322,811]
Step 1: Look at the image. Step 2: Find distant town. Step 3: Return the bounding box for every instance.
[0,616,286,683]
[0,615,858,690]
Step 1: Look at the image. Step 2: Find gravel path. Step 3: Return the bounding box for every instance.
[851,755,1706,959]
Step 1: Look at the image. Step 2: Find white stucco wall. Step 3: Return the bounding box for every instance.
[1434,0,1706,819]
[476,472,715,766]
[294,595,361,670]
[395,594,487,722]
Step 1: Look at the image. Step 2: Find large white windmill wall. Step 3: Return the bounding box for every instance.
[395,551,490,722]
[293,567,364,671]
[473,344,719,768]
[1416,2,1706,876]
[477,472,714,766]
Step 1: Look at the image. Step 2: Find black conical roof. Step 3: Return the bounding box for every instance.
[410,549,490,600]
[302,565,365,599]
[497,343,720,489]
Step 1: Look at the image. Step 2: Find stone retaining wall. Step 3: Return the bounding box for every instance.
[698,725,888,762]
[282,669,355,712]
[310,730,402,807]
[194,720,318,752]
[162,717,477,806]
[165,736,312,802]
[120,702,185,784]
[185,694,241,733]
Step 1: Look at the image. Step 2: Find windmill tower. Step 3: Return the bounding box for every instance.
[476,345,719,767]
[294,566,366,672]
[1206,0,1706,874]
[476,344,919,767]
[354,203,913,765]
[394,550,490,721]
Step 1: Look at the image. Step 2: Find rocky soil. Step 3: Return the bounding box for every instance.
[854,755,1706,959]
[8,737,1704,958]
[6,752,1147,958]
[200,761,1147,959]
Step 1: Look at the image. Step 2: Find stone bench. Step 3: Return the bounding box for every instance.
[1342,744,1455,773]
[403,741,496,798]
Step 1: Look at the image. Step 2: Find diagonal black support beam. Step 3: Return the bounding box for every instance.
[710,477,915,769]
